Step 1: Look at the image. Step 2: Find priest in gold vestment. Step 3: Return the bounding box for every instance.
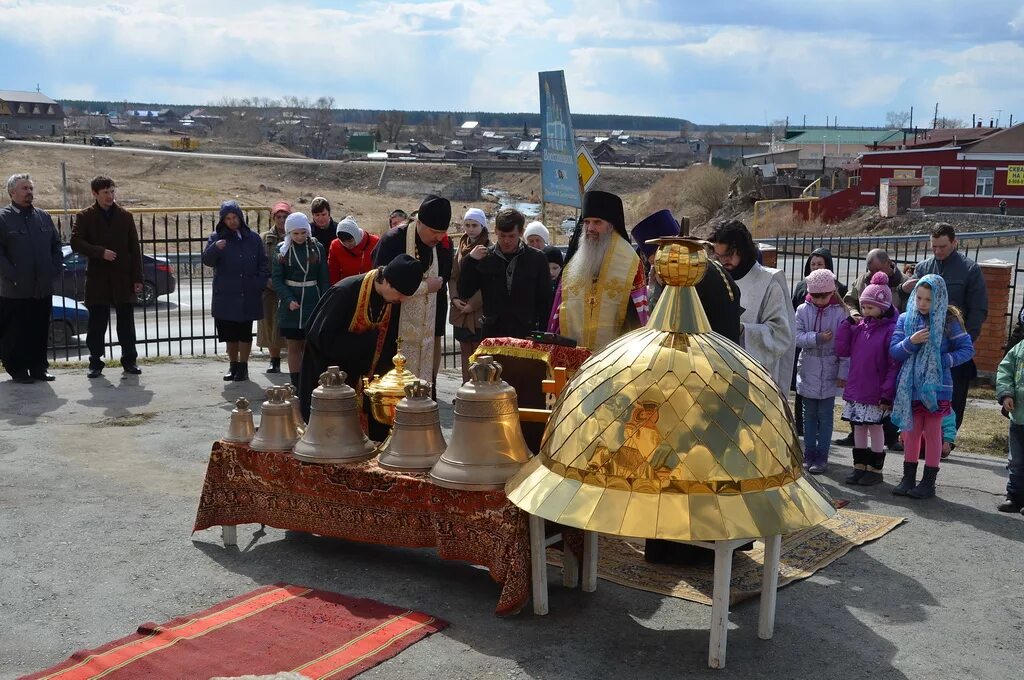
[548,190,648,352]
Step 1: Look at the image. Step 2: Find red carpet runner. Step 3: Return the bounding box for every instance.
[21,584,447,680]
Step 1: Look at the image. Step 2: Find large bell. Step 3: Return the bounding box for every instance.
[377,380,446,472]
[224,396,255,444]
[293,366,376,464]
[430,356,532,490]
[505,238,836,541]
[250,386,300,452]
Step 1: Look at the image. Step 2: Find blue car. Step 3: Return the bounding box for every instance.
[50,295,89,348]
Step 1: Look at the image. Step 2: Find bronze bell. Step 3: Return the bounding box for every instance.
[250,386,300,452]
[293,366,376,464]
[430,356,532,490]
[377,380,446,472]
[283,383,306,436]
[224,396,255,443]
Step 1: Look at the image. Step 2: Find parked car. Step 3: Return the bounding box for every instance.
[55,246,176,305]
[559,217,578,235]
[50,295,89,348]
[90,135,115,147]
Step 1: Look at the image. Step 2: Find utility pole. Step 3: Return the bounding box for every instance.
[933,103,939,129]
[909,106,914,130]
[996,109,1003,127]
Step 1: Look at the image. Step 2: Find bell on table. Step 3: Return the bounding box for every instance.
[283,383,306,436]
[293,366,376,464]
[250,386,300,452]
[224,396,255,444]
[430,356,532,490]
[377,380,446,472]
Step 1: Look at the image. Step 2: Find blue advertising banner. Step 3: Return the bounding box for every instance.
[539,70,581,209]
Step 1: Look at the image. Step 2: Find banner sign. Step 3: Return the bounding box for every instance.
[1007,165,1024,186]
[539,70,581,208]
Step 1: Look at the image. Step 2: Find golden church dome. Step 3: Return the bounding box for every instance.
[505,238,835,540]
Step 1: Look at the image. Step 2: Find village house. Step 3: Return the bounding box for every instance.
[0,89,64,136]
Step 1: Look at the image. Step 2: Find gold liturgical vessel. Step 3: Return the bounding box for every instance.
[294,366,376,464]
[224,396,255,444]
[363,339,417,427]
[250,386,300,452]
[430,356,532,491]
[377,380,447,472]
[505,238,836,540]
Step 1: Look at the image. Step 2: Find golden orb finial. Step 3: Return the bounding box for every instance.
[650,237,708,287]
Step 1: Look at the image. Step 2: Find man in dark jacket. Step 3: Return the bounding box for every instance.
[458,208,552,340]
[372,195,453,386]
[70,176,144,379]
[0,173,62,383]
[902,223,987,429]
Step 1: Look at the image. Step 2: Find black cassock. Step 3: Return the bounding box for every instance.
[298,272,398,442]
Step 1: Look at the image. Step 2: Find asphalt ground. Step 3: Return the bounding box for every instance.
[0,358,1021,680]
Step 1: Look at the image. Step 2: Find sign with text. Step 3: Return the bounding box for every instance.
[539,70,581,208]
[577,144,600,193]
[1008,165,1024,186]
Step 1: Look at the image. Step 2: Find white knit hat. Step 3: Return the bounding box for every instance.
[279,212,312,254]
[524,221,550,245]
[336,215,363,242]
[463,208,488,229]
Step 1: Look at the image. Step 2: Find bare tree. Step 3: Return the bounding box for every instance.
[885,110,911,128]
[377,111,406,144]
[307,96,335,159]
[934,116,965,129]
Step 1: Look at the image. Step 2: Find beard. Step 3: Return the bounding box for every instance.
[569,231,612,283]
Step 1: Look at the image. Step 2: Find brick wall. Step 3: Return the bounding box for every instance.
[929,212,1024,229]
[976,260,1013,374]
[758,243,778,268]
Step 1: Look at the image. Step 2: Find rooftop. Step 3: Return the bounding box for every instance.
[784,128,902,146]
[0,89,59,105]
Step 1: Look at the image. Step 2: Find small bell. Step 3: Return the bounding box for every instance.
[250,386,300,452]
[293,366,376,464]
[224,396,255,443]
[378,380,447,472]
[430,356,532,490]
[283,383,306,436]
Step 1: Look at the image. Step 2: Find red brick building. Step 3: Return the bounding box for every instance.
[856,124,1024,210]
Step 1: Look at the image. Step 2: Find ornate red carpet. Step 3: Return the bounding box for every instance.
[21,584,447,680]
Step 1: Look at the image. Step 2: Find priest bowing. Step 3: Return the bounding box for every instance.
[549,190,648,352]
[297,254,422,440]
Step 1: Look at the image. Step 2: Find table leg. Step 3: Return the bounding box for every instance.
[582,531,598,593]
[562,541,579,588]
[529,514,549,615]
[758,534,782,640]
[708,541,735,669]
[222,525,237,547]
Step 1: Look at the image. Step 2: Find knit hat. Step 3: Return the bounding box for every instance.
[524,221,550,245]
[336,215,363,242]
[543,245,564,266]
[381,254,422,296]
[271,200,292,217]
[463,208,488,230]
[805,268,837,295]
[859,271,893,310]
[279,212,312,254]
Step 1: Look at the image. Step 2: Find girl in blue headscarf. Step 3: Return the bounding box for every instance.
[889,274,974,499]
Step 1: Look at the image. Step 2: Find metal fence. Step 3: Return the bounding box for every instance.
[45,207,463,369]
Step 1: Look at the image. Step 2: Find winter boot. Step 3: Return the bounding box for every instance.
[892,461,918,496]
[233,362,249,382]
[908,465,939,499]
[809,449,828,475]
[223,361,238,381]
[266,357,281,374]
[858,451,886,486]
[996,496,1023,513]
[845,448,869,485]
[290,372,300,388]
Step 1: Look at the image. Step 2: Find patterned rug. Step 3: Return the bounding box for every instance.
[547,509,904,606]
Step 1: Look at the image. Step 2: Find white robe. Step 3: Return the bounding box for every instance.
[734,263,795,393]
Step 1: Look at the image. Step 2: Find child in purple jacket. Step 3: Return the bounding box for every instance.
[835,272,899,486]
[795,269,850,474]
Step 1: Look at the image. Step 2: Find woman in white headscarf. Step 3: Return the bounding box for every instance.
[449,208,490,382]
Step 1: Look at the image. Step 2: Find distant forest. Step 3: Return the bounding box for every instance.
[59,99,757,133]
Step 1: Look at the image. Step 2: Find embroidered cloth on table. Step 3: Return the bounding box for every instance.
[193,441,582,615]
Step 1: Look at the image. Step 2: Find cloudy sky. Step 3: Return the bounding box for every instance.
[4,0,1024,125]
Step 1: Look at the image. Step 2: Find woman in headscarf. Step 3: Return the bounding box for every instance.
[449,208,490,382]
[327,215,379,284]
[272,212,329,388]
[202,201,269,382]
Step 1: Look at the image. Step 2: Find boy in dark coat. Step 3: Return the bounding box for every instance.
[70,176,144,379]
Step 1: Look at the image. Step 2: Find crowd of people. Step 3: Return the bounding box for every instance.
[0,171,1019,514]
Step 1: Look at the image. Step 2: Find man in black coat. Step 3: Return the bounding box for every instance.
[457,208,552,340]
[372,195,453,385]
[0,173,62,383]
